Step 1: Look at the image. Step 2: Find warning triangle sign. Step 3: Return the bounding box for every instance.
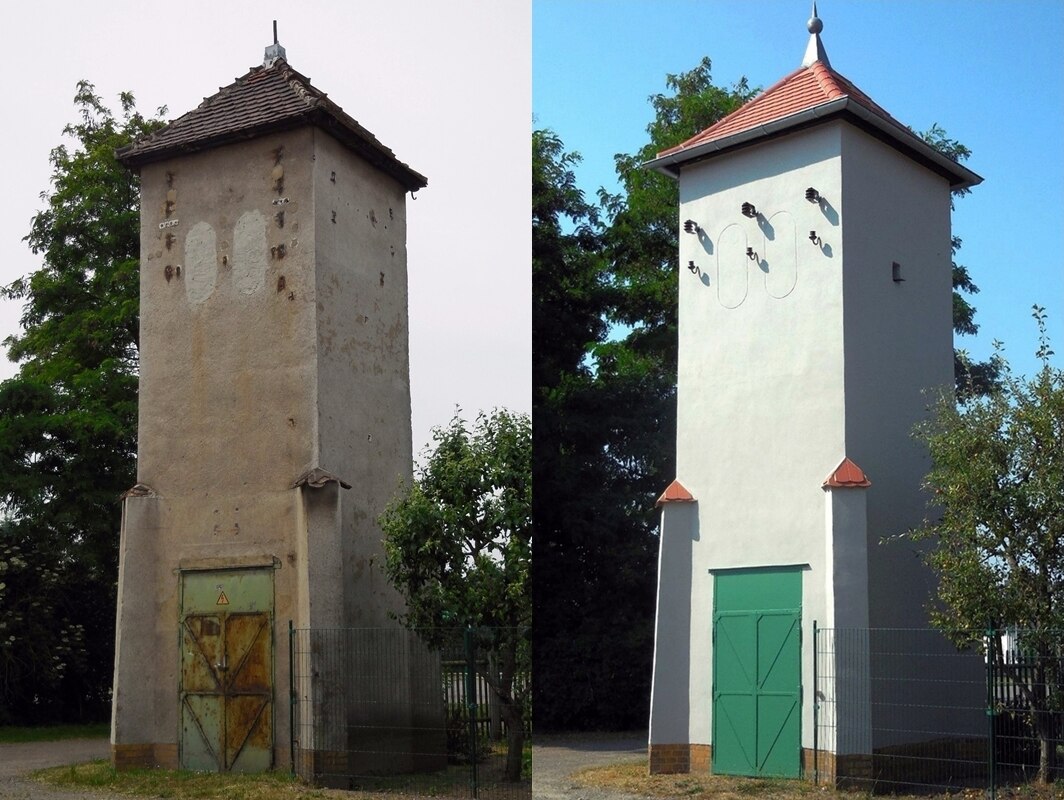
[216,590,230,606]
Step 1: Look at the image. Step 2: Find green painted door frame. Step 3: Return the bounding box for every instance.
[712,567,802,778]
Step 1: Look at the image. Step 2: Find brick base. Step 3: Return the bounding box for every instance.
[112,743,179,770]
[648,743,712,775]
[803,738,986,788]
[802,749,872,785]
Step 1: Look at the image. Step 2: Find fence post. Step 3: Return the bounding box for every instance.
[289,620,296,777]
[986,622,996,800]
[813,620,819,786]
[465,627,479,798]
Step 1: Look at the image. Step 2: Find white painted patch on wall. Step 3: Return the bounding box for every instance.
[716,223,748,309]
[764,211,798,299]
[184,221,218,305]
[233,210,268,296]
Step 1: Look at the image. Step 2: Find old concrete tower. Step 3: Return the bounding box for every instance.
[111,37,426,771]
[645,7,981,781]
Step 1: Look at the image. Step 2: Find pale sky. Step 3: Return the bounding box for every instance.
[2,0,531,458]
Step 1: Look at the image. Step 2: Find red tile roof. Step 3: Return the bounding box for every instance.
[647,59,981,190]
[117,59,426,191]
[656,479,696,507]
[659,62,900,158]
[823,458,872,489]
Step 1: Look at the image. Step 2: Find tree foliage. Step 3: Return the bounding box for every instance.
[380,408,530,781]
[917,122,1000,399]
[533,60,754,731]
[0,83,164,723]
[913,306,1064,781]
[599,57,755,367]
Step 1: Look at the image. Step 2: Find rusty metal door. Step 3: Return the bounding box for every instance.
[180,568,274,772]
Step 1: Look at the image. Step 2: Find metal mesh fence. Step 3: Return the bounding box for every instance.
[814,626,1064,796]
[290,625,530,798]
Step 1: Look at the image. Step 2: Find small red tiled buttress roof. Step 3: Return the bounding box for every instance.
[656,479,696,507]
[823,458,872,489]
[117,58,426,192]
[645,60,981,191]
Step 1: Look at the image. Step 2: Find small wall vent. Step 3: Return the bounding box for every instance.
[892,261,904,283]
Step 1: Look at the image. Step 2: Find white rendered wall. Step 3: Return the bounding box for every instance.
[660,124,850,751]
[837,126,953,628]
[652,118,978,756]
[837,127,983,746]
[648,503,697,746]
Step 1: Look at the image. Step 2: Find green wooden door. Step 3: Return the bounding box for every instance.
[180,568,274,772]
[713,568,801,778]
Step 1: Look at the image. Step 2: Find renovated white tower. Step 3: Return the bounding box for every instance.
[646,7,981,780]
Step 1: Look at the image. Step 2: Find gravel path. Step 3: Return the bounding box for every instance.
[0,737,112,800]
[531,734,648,799]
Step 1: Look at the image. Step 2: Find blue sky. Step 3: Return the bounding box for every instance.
[534,0,1064,383]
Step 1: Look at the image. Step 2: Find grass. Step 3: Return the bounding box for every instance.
[0,722,109,743]
[34,751,531,800]
[36,760,375,799]
[575,760,1064,799]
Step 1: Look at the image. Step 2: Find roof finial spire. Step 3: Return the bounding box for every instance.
[802,1,830,68]
[263,20,287,67]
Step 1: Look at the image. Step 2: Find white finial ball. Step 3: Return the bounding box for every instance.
[808,16,823,34]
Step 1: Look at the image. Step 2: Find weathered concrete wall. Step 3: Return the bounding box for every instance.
[113,121,420,770]
[114,128,321,768]
[310,129,411,626]
[308,132,443,772]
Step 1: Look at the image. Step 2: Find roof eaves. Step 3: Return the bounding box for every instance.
[843,100,982,190]
[643,95,982,190]
[308,106,427,192]
[643,96,850,177]
[116,112,315,169]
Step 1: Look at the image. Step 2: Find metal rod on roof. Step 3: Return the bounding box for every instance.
[273,20,278,45]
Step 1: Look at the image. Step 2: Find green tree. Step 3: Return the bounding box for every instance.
[379,409,530,782]
[533,61,755,731]
[532,129,606,395]
[0,83,163,723]
[917,123,1000,399]
[536,59,753,731]
[913,306,1063,782]
[599,57,755,370]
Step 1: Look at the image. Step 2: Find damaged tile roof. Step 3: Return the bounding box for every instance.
[116,58,427,192]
